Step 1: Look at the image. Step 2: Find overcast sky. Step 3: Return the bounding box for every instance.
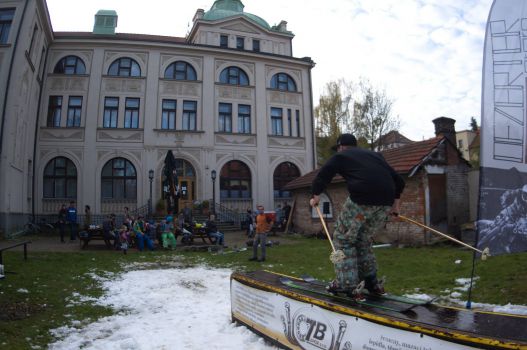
[46,0,491,140]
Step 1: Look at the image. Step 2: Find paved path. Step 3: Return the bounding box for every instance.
[0,230,294,253]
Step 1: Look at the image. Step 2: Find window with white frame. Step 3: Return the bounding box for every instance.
[66,96,82,127]
[219,103,232,132]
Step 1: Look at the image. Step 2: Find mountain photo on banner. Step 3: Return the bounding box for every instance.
[477,0,527,255]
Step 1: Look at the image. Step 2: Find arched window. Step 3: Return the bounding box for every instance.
[270,73,297,92]
[219,66,249,86]
[107,57,141,77]
[43,157,77,198]
[220,160,251,199]
[164,61,197,80]
[101,158,137,199]
[273,162,300,198]
[53,55,86,75]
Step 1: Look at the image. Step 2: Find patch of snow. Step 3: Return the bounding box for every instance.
[49,266,278,349]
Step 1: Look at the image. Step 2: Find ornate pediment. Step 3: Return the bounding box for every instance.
[220,22,260,34]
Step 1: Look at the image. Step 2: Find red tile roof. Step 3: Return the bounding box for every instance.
[381,136,443,173]
[376,130,414,146]
[284,136,445,190]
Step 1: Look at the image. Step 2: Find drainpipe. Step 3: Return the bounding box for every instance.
[307,61,316,169]
[31,47,50,217]
[0,0,29,156]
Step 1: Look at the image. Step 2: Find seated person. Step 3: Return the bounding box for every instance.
[161,216,177,250]
[145,220,158,245]
[179,220,194,245]
[102,214,118,248]
[205,214,225,246]
[118,225,130,254]
[133,215,154,251]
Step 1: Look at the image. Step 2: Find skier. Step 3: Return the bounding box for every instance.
[310,133,405,300]
[478,184,527,253]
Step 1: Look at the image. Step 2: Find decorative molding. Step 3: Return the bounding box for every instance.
[160,54,203,71]
[102,77,145,93]
[220,23,259,34]
[129,150,143,162]
[98,150,109,161]
[96,129,143,142]
[268,136,305,148]
[216,85,253,100]
[215,133,256,145]
[71,149,83,161]
[246,154,256,165]
[269,91,301,105]
[39,128,85,141]
[215,59,254,75]
[160,81,201,97]
[216,153,227,163]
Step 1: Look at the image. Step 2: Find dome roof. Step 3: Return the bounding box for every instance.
[203,0,271,30]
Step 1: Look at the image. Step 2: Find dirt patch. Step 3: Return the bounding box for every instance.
[0,301,45,321]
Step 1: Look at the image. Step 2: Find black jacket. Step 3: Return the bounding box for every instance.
[311,147,405,206]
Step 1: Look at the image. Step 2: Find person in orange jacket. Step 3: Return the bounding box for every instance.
[249,205,273,262]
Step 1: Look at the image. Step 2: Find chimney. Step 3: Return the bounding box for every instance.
[432,116,456,145]
[93,10,118,35]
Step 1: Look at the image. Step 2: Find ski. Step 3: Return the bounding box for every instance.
[300,274,434,306]
[279,277,415,313]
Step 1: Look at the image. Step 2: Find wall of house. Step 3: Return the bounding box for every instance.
[291,177,429,246]
[290,165,469,246]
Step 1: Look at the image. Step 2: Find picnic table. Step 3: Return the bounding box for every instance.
[78,226,113,249]
[177,224,215,245]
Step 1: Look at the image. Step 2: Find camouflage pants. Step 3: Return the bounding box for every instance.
[332,198,389,291]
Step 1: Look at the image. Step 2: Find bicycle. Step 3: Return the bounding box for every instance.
[24,216,55,235]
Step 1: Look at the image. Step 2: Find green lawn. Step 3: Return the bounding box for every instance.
[0,236,526,349]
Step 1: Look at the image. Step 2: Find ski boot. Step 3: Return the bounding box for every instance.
[327,280,366,302]
[364,275,386,296]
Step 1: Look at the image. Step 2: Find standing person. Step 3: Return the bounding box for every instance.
[282,201,292,227]
[66,201,78,241]
[84,205,92,230]
[57,204,67,243]
[249,205,273,262]
[182,203,193,225]
[310,133,405,299]
[245,208,254,238]
[123,206,130,221]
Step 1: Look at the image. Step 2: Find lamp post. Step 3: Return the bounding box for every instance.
[211,170,217,215]
[148,169,154,217]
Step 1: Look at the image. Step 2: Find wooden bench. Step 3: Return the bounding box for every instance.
[177,226,215,245]
[0,240,31,278]
[78,228,114,249]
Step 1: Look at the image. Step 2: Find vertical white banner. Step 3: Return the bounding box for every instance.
[478,0,527,255]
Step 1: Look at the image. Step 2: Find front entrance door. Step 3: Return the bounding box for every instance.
[161,158,196,215]
[178,178,195,212]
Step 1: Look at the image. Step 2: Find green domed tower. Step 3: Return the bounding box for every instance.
[188,0,294,55]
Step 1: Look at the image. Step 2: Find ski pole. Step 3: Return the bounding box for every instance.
[395,214,490,260]
[314,205,345,263]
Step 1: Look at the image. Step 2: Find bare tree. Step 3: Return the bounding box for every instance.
[314,80,354,164]
[353,79,399,150]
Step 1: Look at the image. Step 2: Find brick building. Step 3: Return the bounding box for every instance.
[284,117,471,245]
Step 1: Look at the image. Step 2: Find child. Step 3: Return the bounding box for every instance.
[161,216,177,250]
[119,225,130,254]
